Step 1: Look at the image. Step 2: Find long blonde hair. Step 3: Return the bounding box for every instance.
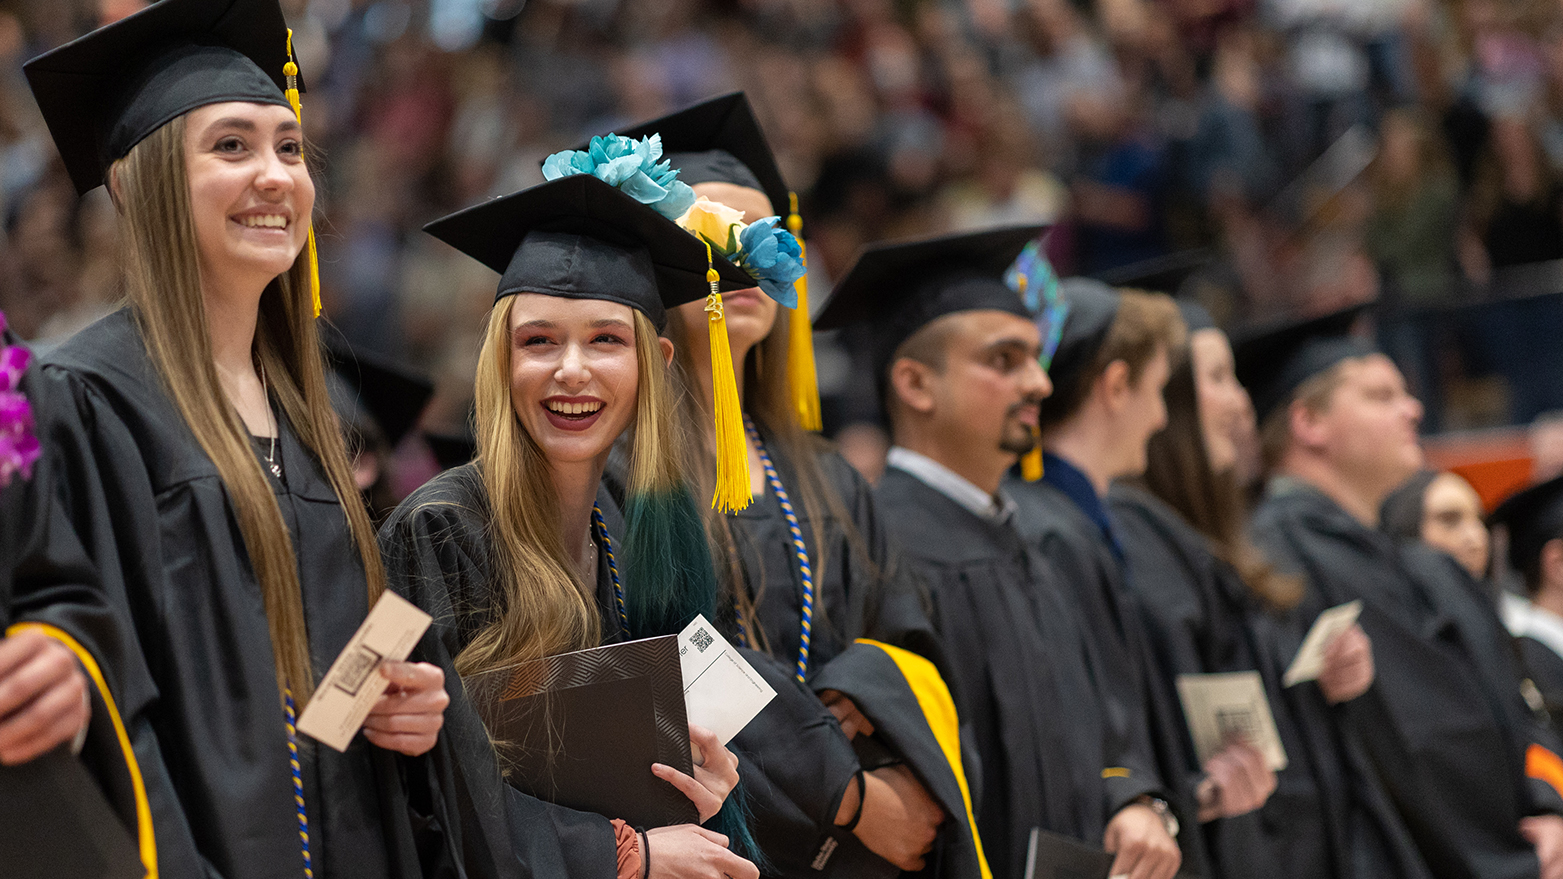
[456,296,691,679]
[112,116,385,706]
[667,305,867,654]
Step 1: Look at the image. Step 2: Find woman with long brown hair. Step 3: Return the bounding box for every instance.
[602,96,978,879]
[23,1,452,877]
[1108,303,1428,879]
[381,167,760,879]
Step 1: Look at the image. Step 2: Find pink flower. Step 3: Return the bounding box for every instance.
[0,311,38,487]
[0,344,29,392]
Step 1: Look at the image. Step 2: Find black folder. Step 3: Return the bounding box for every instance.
[0,748,143,879]
[1024,828,1201,879]
[466,634,699,828]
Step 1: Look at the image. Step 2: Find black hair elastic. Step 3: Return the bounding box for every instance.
[840,768,867,833]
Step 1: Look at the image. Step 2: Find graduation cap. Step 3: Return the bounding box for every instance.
[24,0,299,196]
[1490,475,1563,585]
[603,93,824,432]
[604,93,791,223]
[1230,302,1375,424]
[1092,250,1210,295]
[323,336,434,450]
[814,224,1045,390]
[424,174,751,331]
[26,0,324,315]
[1042,277,1121,398]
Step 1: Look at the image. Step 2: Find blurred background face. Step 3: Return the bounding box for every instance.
[671,181,778,360]
[1191,328,1250,475]
[1420,471,1491,579]
[1316,355,1426,499]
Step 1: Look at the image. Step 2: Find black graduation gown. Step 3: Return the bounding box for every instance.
[875,467,1159,879]
[378,463,637,879]
[1252,480,1563,879]
[1517,635,1563,731]
[35,309,427,879]
[1006,477,1193,872]
[1109,482,1431,879]
[1,331,153,875]
[714,435,980,879]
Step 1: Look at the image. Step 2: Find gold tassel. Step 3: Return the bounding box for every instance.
[705,242,751,512]
[1021,433,1044,481]
[786,193,822,431]
[283,30,322,319]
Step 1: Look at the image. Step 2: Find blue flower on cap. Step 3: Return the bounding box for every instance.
[542,134,696,220]
[736,216,804,308]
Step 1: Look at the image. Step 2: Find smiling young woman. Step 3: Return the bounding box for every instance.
[381,173,762,879]
[22,2,456,877]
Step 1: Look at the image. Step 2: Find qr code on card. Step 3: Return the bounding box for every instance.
[333,643,385,696]
[690,627,715,653]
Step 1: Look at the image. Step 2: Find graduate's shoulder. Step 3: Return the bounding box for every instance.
[873,468,1024,567]
[381,464,491,545]
[37,309,154,392]
[1005,475,1090,542]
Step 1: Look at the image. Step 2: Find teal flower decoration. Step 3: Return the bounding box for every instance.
[542,134,696,220]
[736,217,804,308]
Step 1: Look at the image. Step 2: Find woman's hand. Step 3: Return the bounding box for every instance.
[1196,740,1277,821]
[0,630,90,765]
[653,725,739,823]
[645,825,759,879]
[362,661,448,757]
[819,689,876,741]
[1103,803,1181,879]
[846,764,944,870]
[1318,624,1374,705]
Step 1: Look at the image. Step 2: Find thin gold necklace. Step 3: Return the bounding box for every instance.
[257,360,281,479]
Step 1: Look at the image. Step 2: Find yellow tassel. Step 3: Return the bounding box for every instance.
[786,193,822,431]
[1021,427,1044,481]
[283,30,321,318]
[705,242,751,512]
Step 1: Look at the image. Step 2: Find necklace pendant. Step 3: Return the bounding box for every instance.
[269,461,283,478]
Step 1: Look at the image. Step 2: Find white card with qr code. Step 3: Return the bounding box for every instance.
[297,591,432,752]
[678,614,777,744]
[1175,671,1287,771]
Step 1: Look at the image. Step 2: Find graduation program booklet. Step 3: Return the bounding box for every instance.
[1175,671,1287,771]
[1282,600,1362,687]
[466,634,701,829]
[0,748,142,879]
[297,590,433,752]
[678,614,776,744]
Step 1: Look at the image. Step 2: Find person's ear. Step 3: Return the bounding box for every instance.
[889,357,937,416]
[1289,397,1330,451]
[1098,359,1132,413]
[659,336,675,367]
[1541,538,1563,592]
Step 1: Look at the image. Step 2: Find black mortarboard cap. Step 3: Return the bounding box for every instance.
[604,93,791,223]
[25,0,297,195]
[1093,249,1210,294]
[323,335,434,449]
[813,225,1043,383]
[423,175,751,331]
[1491,475,1563,582]
[1231,302,1376,424]
[1046,277,1120,394]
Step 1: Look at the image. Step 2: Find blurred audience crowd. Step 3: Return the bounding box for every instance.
[6,0,1563,460]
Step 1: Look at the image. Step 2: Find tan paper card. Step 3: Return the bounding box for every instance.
[1175,671,1288,771]
[1282,600,1363,687]
[297,591,433,752]
[678,614,776,744]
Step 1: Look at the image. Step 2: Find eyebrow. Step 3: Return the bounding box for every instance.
[981,337,1041,358]
[202,117,302,136]
[512,318,633,332]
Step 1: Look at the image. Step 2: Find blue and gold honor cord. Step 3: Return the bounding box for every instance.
[592,504,629,632]
[284,690,312,879]
[743,417,816,683]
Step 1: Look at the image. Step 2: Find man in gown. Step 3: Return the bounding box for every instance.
[814,227,1183,879]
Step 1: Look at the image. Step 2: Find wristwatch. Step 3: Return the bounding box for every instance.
[1134,795,1180,839]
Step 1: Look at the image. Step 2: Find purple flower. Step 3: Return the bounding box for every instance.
[0,313,38,487]
[0,344,29,393]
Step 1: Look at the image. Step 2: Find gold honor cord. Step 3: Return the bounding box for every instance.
[705,241,751,512]
[1016,276,1044,481]
[283,30,321,318]
[786,193,822,431]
